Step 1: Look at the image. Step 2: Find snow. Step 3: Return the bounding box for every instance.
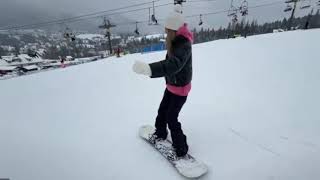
[76,34,104,40]
[175,156,207,178]
[0,29,320,180]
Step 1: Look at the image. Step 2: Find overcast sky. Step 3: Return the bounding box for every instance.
[1,0,317,34]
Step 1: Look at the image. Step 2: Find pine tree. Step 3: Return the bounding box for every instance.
[0,47,5,58]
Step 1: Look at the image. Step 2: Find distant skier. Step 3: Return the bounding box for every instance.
[60,56,66,68]
[133,4,193,157]
[116,46,121,58]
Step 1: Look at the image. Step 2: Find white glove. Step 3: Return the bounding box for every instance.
[132,61,152,76]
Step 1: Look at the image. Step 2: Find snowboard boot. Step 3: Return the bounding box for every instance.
[172,134,189,157]
[149,129,168,144]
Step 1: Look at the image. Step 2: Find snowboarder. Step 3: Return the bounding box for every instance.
[133,4,193,157]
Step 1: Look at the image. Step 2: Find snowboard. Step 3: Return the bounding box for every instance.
[139,125,208,179]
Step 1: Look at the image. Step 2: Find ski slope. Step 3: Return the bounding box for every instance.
[0,29,320,180]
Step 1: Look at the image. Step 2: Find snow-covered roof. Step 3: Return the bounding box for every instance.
[111,35,121,39]
[0,66,17,71]
[1,56,14,62]
[0,59,8,66]
[42,60,76,67]
[77,34,121,41]
[42,62,62,67]
[22,65,39,70]
[145,34,166,39]
[42,59,58,63]
[76,34,104,40]
[0,54,45,66]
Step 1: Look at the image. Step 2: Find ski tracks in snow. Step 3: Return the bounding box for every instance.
[228,128,320,157]
[228,128,281,156]
[279,136,320,151]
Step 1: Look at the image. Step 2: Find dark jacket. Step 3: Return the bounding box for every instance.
[149,35,192,87]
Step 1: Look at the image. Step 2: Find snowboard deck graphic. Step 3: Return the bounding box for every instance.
[139,125,208,178]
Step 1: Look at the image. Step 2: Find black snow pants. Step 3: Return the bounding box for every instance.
[155,89,188,152]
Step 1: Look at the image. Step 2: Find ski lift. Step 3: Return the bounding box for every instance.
[151,14,158,24]
[70,34,76,41]
[300,4,311,9]
[285,0,295,3]
[99,17,116,37]
[232,14,238,24]
[149,1,158,25]
[284,5,293,12]
[174,0,186,5]
[240,0,249,16]
[99,17,116,29]
[228,6,238,17]
[300,0,311,9]
[198,14,203,26]
[63,27,76,41]
[63,27,70,38]
[151,1,158,25]
[104,28,111,38]
[148,8,153,25]
[134,22,140,35]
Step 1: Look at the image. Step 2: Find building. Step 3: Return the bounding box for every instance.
[0,66,17,76]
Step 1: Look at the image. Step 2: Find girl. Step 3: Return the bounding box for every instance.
[133,4,193,157]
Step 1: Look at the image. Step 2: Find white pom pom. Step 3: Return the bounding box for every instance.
[174,4,183,14]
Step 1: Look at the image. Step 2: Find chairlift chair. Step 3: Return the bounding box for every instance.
[70,33,76,41]
[151,14,158,25]
[240,7,248,16]
[240,0,248,16]
[148,7,153,25]
[199,14,203,26]
[134,29,140,35]
[300,0,311,9]
[63,27,70,38]
[174,0,186,5]
[134,22,140,35]
[64,32,70,39]
[151,1,158,25]
[300,4,311,9]
[232,14,238,24]
[284,5,293,12]
[285,0,295,3]
[63,27,75,41]
[228,6,238,17]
